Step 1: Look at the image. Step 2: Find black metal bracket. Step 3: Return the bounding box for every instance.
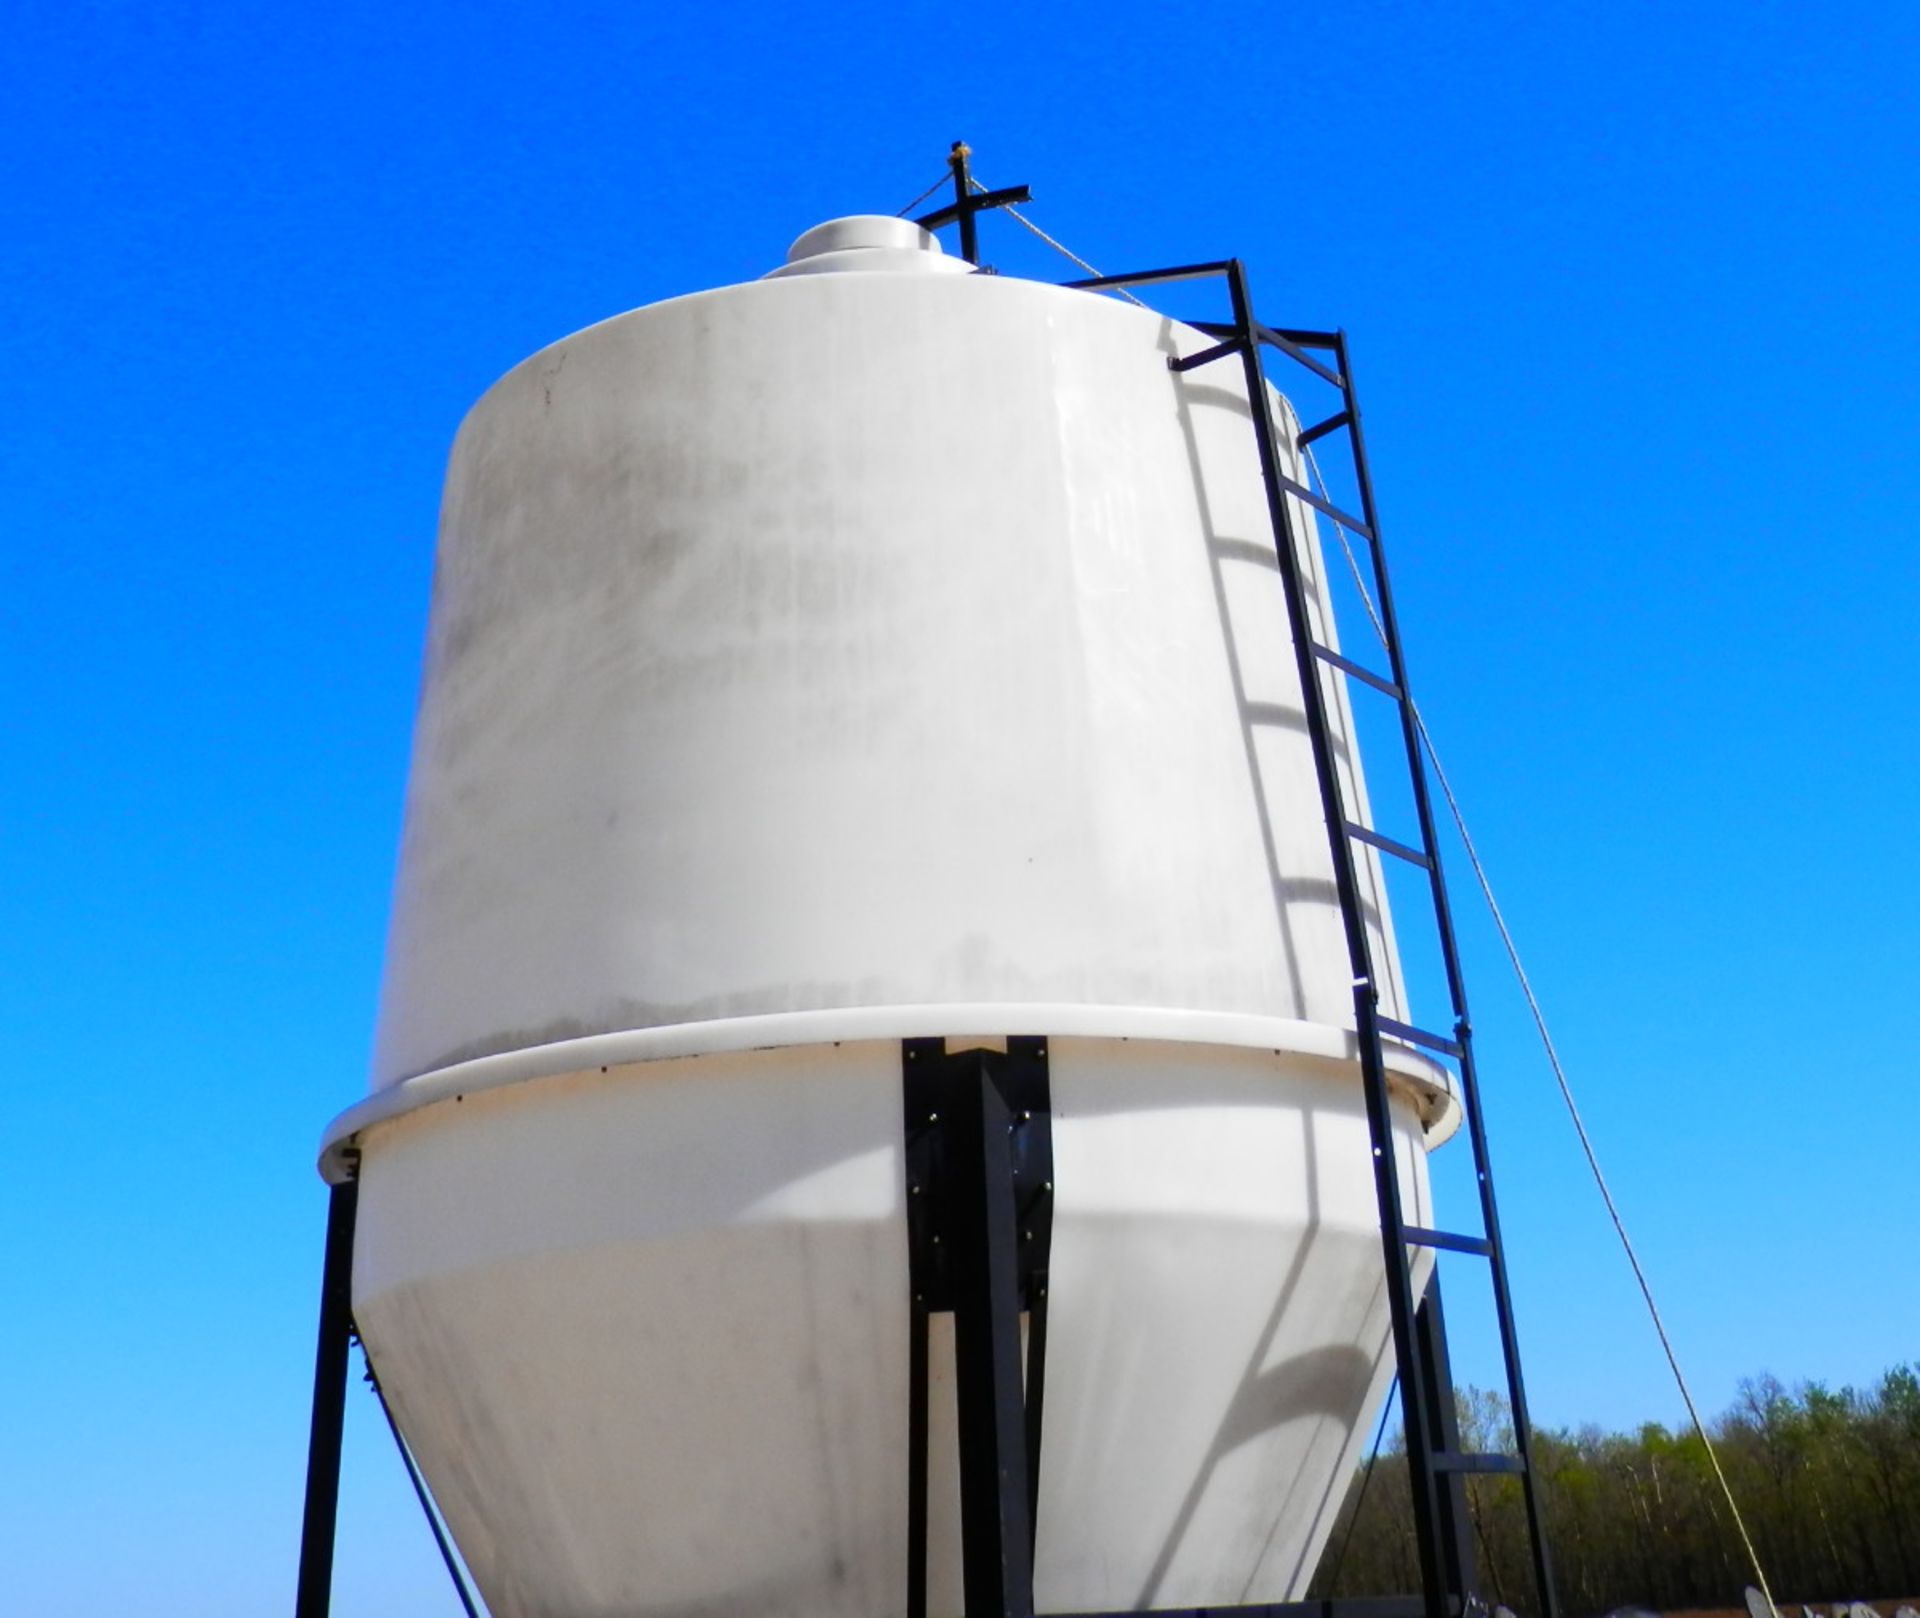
[905,1036,1053,1314]
[904,1038,1054,1618]
[914,140,1032,266]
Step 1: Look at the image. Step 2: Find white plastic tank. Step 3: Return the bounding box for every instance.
[323,214,1459,1618]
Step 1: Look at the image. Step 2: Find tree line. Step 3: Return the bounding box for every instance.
[1308,1365,1920,1616]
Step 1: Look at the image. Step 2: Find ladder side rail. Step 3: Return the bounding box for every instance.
[1333,334,1559,1618]
[1223,260,1452,1618]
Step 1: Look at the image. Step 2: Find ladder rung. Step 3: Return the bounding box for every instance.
[1312,643,1402,699]
[1275,473,1374,541]
[1431,1451,1527,1477]
[1251,323,1346,388]
[1404,1226,1492,1257]
[1376,1016,1462,1059]
[1345,821,1433,869]
[1296,409,1351,448]
[1272,326,1342,351]
[1168,337,1244,373]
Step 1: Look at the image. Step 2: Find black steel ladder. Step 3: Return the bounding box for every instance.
[1065,259,1559,1618]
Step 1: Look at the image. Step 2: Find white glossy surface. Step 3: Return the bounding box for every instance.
[322,1003,1455,1178]
[353,1037,1432,1618]
[337,233,1450,1617]
[357,257,1406,1110]
[766,214,970,278]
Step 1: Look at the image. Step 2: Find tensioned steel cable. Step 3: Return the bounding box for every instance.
[894,171,953,217]
[1322,1375,1399,1593]
[1300,442,1779,1618]
[359,1340,483,1618]
[964,177,1150,307]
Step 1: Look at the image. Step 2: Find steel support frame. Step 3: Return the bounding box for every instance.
[295,1176,359,1618]
[904,1039,1053,1618]
[293,1165,481,1618]
[915,142,1032,266]
[1416,1279,1479,1602]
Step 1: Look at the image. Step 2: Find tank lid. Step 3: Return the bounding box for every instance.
[762,215,975,279]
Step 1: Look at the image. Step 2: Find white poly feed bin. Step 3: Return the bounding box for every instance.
[322,214,1459,1618]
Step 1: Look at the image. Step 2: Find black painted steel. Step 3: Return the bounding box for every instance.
[1220,257,1456,1618]
[1059,250,1557,1618]
[295,1175,358,1618]
[1167,336,1244,373]
[903,1040,1052,1618]
[1188,320,1347,385]
[917,183,1033,243]
[952,142,977,267]
[904,1038,940,1618]
[1271,327,1343,350]
[1312,643,1402,700]
[1297,410,1354,449]
[1273,472,1375,540]
[1415,1282,1479,1603]
[1404,1226,1495,1258]
[1345,820,1435,870]
[1250,325,1347,387]
[1431,1453,1529,1476]
[1331,326,1559,1618]
[949,1052,1037,1618]
[1005,1035,1054,1538]
[1024,1272,1049,1535]
[1376,1016,1464,1059]
[908,1293,932,1618]
[1063,261,1234,291]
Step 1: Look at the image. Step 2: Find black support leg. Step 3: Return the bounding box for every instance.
[1415,1277,1478,1604]
[948,1052,1036,1618]
[908,1297,931,1618]
[295,1176,359,1618]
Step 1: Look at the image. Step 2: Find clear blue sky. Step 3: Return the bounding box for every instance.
[3,2,1914,1612]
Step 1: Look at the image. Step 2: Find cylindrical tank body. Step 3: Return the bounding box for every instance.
[325,216,1457,1618]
